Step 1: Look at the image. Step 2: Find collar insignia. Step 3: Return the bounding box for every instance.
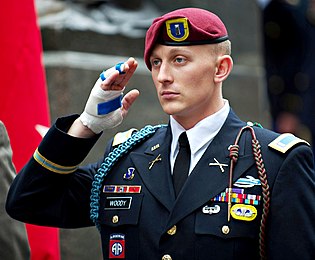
[209,158,228,173]
[148,154,162,170]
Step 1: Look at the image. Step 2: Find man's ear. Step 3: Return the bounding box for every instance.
[214,55,233,83]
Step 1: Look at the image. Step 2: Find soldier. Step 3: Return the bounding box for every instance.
[0,121,30,259]
[6,7,315,260]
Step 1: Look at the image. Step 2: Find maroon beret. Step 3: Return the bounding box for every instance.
[144,8,228,70]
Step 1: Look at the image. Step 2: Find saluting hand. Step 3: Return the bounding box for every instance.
[99,57,140,119]
[69,57,140,137]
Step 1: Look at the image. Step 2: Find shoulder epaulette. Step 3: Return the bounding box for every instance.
[112,128,138,147]
[268,133,310,153]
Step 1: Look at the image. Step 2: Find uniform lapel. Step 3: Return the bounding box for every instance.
[166,110,256,228]
[130,127,175,212]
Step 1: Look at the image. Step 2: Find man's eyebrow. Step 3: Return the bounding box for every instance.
[168,47,192,55]
[151,47,192,58]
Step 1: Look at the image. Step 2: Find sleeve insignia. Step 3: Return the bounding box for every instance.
[112,128,138,147]
[268,133,310,153]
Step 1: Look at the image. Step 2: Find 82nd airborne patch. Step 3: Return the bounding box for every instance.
[109,233,125,259]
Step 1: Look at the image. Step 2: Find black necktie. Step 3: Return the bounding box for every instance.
[173,132,191,197]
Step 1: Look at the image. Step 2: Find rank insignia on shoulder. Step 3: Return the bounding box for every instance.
[112,128,138,147]
[268,133,310,153]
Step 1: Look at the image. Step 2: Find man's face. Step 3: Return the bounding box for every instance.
[150,44,222,128]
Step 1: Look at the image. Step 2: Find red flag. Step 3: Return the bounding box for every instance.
[0,1,60,259]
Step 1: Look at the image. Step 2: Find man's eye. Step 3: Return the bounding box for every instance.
[151,59,161,66]
[175,57,185,63]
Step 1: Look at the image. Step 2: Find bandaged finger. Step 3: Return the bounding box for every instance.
[100,62,125,81]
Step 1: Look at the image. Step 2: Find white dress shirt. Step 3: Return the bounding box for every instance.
[170,100,230,174]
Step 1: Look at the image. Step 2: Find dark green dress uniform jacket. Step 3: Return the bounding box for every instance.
[6,110,315,260]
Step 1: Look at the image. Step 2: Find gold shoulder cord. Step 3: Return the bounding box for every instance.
[228,126,270,260]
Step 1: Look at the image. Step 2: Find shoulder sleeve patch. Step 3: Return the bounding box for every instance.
[268,133,310,153]
[112,128,138,147]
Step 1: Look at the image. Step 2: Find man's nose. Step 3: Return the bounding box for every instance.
[157,63,173,83]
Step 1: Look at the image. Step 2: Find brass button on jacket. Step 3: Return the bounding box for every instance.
[162,254,172,260]
[222,225,230,235]
[112,215,119,224]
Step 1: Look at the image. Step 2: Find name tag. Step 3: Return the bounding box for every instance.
[105,197,132,210]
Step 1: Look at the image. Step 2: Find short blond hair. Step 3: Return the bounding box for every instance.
[213,40,232,56]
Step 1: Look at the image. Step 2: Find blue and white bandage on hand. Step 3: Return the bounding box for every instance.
[99,62,125,81]
[79,77,125,134]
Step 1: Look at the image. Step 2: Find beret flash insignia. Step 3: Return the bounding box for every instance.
[166,18,189,42]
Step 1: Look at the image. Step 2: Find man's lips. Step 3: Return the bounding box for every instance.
[160,90,179,99]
